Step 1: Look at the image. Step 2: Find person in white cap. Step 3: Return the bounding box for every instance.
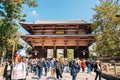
[94,60,102,80]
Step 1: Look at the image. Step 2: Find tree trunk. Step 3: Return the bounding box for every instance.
[12,40,15,60]
[0,49,6,66]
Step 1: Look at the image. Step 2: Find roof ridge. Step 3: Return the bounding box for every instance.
[34,19,87,24]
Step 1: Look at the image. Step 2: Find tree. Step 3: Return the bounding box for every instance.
[0,0,38,61]
[92,0,120,57]
[26,47,32,54]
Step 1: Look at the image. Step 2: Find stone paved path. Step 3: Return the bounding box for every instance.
[27,71,106,80]
[0,68,106,80]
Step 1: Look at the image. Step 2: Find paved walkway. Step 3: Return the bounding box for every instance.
[27,71,106,80]
[0,68,106,80]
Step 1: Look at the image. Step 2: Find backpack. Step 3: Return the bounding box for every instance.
[56,62,60,70]
[46,60,51,67]
[71,66,77,76]
[43,60,48,67]
[37,61,42,68]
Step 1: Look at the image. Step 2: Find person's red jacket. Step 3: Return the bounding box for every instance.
[81,61,86,68]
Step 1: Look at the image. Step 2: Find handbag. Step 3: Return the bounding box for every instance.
[7,70,11,75]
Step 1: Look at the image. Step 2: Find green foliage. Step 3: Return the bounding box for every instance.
[92,0,120,57]
[67,49,74,59]
[17,44,23,49]
[26,47,32,54]
[0,0,38,58]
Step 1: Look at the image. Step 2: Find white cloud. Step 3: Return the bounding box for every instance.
[31,10,38,16]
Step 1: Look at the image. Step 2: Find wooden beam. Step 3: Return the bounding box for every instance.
[30,26,33,30]
[26,38,94,42]
[32,43,88,46]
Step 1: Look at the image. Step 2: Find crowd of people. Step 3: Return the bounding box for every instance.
[3,56,102,80]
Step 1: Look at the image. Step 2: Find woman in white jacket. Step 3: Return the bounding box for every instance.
[11,57,26,80]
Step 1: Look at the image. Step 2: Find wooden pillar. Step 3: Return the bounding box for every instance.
[77,46,79,58]
[32,46,35,58]
[76,46,79,58]
[74,47,76,58]
[42,46,44,58]
[75,40,79,58]
[54,46,56,58]
[64,46,67,58]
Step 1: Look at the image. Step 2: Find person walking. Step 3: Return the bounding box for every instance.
[42,58,49,76]
[29,59,34,73]
[11,57,26,80]
[32,59,37,75]
[3,60,12,80]
[81,58,86,72]
[22,57,27,80]
[64,59,70,73]
[55,59,63,80]
[86,59,91,73]
[70,60,79,80]
[90,59,95,72]
[50,58,55,79]
[76,58,81,72]
[94,60,102,80]
[37,58,43,80]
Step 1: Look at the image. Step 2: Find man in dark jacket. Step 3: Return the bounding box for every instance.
[42,58,49,76]
[94,60,102,80]
[55,59,63,80]
[70,60,79,80]
[3,60,12,80]
[37,58,43,79]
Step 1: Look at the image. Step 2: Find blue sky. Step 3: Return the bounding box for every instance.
[22,0,99,22]
[20,0,99,34]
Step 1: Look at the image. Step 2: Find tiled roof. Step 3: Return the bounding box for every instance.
[34,20,87,24]
[20,20,91,25]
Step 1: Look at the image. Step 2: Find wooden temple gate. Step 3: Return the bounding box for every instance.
[20,20,94,59]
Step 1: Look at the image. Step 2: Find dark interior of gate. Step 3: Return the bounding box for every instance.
[32,46,89,59]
